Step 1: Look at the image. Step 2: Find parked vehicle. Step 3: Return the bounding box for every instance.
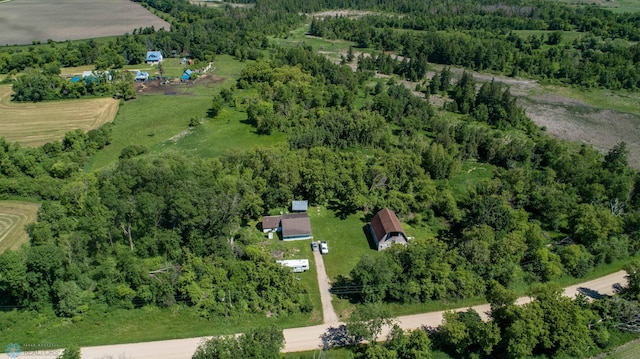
[320,241,328,254]
[311,241,319,251]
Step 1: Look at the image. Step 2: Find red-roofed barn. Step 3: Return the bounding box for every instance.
[369,208,408,251]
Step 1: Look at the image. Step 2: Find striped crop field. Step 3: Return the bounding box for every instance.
[0,85,119,147]
[0,201,40,253]
[0,0,170,46]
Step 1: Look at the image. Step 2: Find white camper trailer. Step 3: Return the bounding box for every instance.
[276,259,310,273]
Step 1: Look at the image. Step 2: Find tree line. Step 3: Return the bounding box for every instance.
[308,6,640,89]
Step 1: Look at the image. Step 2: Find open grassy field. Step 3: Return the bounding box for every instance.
[0,304,313,350]
[602,338,640,358]
[0,0,170,46]
[511,29,586,44]
[271,24,358,63]
[84,55,287,170]
[554,0,640,13]
[0,85,119,147]
[0,201,40,253]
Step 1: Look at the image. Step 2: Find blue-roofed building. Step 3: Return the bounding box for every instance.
[292,200,308,212]
[146,51,163,64]
[135,71,149,81]
[181,69,193,81]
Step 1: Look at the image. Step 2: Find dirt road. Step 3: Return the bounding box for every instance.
[17,270,627,358]
[313,248,339,324]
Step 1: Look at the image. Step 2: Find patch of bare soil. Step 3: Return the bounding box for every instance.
[309,10,378,18]
[133,73,225,96]
[523,99,640,168]
[134,79,181,95]
[195,73,225,87]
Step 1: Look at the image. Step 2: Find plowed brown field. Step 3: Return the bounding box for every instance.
[0,0,170,46]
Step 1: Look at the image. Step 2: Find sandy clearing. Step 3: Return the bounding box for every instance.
[0,85,119,147]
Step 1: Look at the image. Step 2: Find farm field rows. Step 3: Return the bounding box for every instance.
[0,201,40,253]
[0,0,170,46]
[0,85,119,147]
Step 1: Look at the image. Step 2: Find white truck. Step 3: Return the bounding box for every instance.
[320,241,328,255]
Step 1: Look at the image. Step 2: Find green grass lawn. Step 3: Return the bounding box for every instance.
[448,160,496,198]
[157,106,286,159]
[308,207,380,281]
[271,24,362,63]
[308,207,380,318]
[0,304,313,350]
[511,29,585,44]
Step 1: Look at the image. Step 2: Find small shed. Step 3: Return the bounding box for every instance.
[276,259,310,272]
[262,215,281,233]
[146,51,163,64]
[292,200,308,212]
[181,69,193,81]
[135,71,149,81]
[369,208,408,251]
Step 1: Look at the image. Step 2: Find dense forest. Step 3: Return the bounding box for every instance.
[1,0,640,358]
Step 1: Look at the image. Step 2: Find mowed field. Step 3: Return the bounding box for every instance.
[0,0,170,46]
[0,201,39,252]
[0,85,119,147]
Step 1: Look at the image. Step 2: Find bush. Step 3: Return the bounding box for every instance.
[119,145,148,159]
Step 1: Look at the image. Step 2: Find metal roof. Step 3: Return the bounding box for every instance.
[292,200,308,212]
[146,51,163,61]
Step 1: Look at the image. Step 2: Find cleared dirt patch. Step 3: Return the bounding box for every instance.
[134,74,225,95]
[310,10,379,18]
[0,201,40,253]
[522,94,640,168]
[0,85,119,147]
[0,0,170,46]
